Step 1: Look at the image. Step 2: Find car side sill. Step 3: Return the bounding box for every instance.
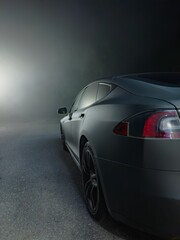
[66,143,81,171]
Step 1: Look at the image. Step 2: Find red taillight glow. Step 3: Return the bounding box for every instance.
[143,111,180,138]
[114,110,180,139]
[113,122,129,136]
[143,112,168,137]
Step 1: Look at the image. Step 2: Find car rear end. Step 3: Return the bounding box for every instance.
[110,109,180,238]
[90,78,180,238]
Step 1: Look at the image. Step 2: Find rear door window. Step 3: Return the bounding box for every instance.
[97,83,111,101]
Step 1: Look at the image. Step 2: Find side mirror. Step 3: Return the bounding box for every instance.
[57,107,67,114]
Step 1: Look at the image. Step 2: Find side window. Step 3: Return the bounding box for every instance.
[70,89,84,113]
[78,83,98,109]
[97,83,111,101]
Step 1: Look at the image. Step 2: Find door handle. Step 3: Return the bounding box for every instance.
[79,113,85,118]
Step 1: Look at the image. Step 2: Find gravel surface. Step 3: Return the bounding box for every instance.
[0,120,161,240]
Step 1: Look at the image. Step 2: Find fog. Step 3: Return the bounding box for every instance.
[0,0,180,122]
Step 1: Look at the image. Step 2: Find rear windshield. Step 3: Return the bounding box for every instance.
[123,73,180,87]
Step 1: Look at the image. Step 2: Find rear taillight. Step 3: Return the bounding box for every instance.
[143,111,180,138]
[113,122,129,136]
[113,110,180,139]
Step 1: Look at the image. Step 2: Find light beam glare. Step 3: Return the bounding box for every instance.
[0,53,36,111]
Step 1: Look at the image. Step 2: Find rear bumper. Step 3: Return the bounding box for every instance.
[98,158,180,238]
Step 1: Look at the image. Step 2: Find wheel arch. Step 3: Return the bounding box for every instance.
[79,136,112,216]
[79,135,98,164]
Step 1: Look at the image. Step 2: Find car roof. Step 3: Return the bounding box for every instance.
[97,72,180,86]
[96,72,180,100]
[115,72,180,86]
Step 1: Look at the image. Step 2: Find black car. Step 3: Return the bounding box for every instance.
[58,73,180,238]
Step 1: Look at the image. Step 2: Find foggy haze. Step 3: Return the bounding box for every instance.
[0,0,180,122]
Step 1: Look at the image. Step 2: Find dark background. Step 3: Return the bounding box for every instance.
[0,0,180,122]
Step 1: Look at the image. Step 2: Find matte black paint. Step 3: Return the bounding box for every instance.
[60,73,180,238]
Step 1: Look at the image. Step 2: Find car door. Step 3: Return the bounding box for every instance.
[70,82,98,159]
[63,89,84,148]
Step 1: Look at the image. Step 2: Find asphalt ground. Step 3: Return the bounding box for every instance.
[0,120,161,240]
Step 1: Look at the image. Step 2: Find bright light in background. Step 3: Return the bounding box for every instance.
[0,61,16,103]
[0,51,38,113]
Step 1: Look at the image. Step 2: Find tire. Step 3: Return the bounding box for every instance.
[81,142,107,221]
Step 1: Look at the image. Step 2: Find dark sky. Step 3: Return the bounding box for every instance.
[0,0,180,121]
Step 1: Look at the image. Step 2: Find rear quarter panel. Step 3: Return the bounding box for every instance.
[81,87,174,168]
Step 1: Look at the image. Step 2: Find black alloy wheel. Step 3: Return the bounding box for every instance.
[81,142,107,220]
